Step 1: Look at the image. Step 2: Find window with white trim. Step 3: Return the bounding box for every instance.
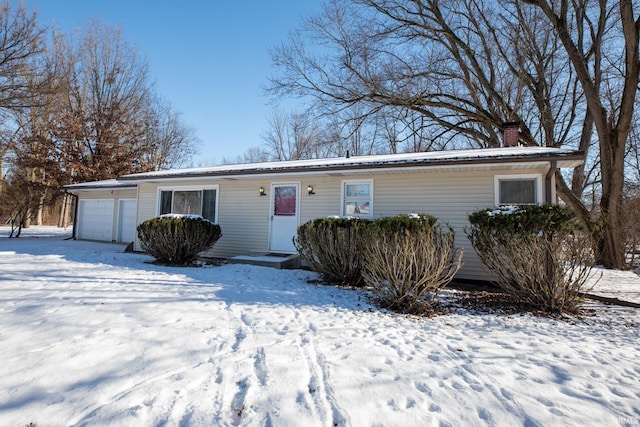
[342,179,373,218]
[158,186,218,222]
[494,174,541,205]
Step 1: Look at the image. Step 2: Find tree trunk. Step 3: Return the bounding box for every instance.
[596,130,627,269]
[36,194,45,225]
[59,193,68,228]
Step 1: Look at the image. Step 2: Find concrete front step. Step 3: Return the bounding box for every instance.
[227,253,301,269]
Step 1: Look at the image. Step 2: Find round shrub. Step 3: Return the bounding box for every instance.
[137,215,222,265]
[362,214,463,314]
[467,205,594,313]
[294,217,370,286]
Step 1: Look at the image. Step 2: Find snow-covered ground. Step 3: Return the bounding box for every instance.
[0,226,638,427]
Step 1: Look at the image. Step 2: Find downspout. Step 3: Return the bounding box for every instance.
[64,191,79,240]
[545,160,557,204]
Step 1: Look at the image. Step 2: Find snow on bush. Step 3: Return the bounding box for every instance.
[296,214,463,314]
[362,214,463,315]
[137,216,222,265]
[295,217,370,286]
[467,205,595,313]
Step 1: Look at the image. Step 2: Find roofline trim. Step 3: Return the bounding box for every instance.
[118,151,585,182]
[63,183,138,191]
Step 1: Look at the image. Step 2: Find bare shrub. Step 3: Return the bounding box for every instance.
[137,215,222,265]
[362,215,463,314]
[467,205,595,313]
[294,217,369,286]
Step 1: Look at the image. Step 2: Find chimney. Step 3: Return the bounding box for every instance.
[502,122,520,147]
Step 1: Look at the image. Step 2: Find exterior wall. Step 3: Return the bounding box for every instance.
[133,166,549,281]
[136,179,272,256]
[372,170,491,280]
[74,188,138,242]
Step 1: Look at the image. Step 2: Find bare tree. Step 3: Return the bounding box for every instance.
[139,96,199,170]
[52,20,154,182]
[0,2,48,113]
[521,0,639,269]
[221,146,271,165]
[0,9,200,231]
[0,1,49,176]
[261,109,327,160]
[5,27,69,227]
[268,0,639,269]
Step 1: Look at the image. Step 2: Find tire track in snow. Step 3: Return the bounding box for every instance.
[254,346,268,386]
[300,331,348,426]
[70,360,220,426]
[219,308,276,426]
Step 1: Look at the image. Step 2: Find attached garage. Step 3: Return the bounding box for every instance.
[77,199,115,241]
[64,180,138,243]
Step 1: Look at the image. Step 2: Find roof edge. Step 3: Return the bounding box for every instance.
[62,179,137,191]
[117,149,585,182]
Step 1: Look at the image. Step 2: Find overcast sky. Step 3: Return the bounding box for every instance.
[18,0,322,165]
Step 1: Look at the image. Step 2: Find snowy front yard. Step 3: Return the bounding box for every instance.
[0,227,639,427]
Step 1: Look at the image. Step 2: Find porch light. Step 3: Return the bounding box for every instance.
[259,186,266,196]
[307,185,315,195]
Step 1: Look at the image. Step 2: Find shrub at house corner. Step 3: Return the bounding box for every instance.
[466,205,594,313]
[137,215,222,265]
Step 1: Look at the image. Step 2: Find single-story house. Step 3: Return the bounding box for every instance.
[64,146,584,281]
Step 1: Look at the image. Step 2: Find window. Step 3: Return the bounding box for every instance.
[495,174,541,205]
[159,187,218,222]
[342,180,373,218]
[274,186,297,216]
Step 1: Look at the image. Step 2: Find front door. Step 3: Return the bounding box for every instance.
[269,183,299,253]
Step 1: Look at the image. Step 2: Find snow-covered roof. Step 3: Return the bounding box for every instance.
[63,179,137,191]
[118,147,583,182]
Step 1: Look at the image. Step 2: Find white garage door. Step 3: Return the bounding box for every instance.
[77,199,115,241]
[117,199,137,243]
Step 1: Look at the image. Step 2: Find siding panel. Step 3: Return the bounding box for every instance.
[131,166,549,281]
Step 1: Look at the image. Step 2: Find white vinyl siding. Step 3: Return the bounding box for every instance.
[135,180,270,257]
[132,166,549,281]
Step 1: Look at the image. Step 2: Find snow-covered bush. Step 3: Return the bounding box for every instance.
[467,205,594,313]
[362,214,463,314]
[137,215,222,265]
[294,217,370,286]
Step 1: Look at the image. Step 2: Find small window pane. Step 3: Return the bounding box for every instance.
[173,191,202,215]
[500,179,536,204]
[345,201,370,215]
[346,184,369,197]
[274,186,297,216]
[160,191,172,215]
[202,190,216,222]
